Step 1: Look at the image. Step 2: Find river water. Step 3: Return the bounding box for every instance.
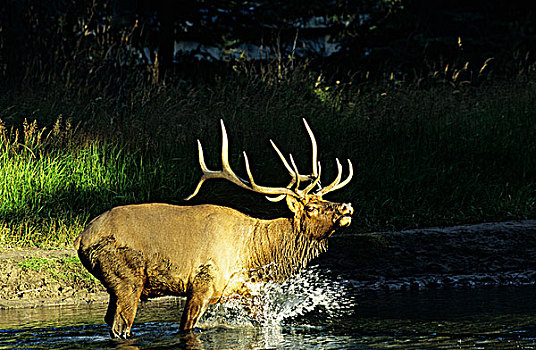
[1,267,535,349]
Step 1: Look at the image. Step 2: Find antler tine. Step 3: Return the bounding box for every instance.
[289,154,301,190]
[317,159,353,196]
[243,150,308,197]
[270,139,311,182]
[300,161,322,196]
[184,140,209,201]
[265,160,323,202]
[243,151,256,186]
[218,120,251,187]
[331,159,353,192]
[264,153,303,202]
[265,178,296,202]
[318,158,342,195]
[302,118,318,177]
[185,121,251,200]
[185,119,298,200]
[264,138,314,203]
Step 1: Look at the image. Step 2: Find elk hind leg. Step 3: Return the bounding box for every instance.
[107,278,144,339]
[180,265,217,332]
[98,247,145,339]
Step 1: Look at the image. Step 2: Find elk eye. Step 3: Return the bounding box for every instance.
[306,206,317,214]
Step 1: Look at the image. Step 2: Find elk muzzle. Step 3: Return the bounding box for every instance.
[335,203,353,227]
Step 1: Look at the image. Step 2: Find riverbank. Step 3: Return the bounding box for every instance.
[0,247,106,309]
[1,220,535,309]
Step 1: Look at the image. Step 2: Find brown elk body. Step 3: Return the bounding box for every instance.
[74,119,353,338]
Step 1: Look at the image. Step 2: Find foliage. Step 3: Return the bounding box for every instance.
[0,1,535,248]
[9,0,536,82]
[0,60,535,247]
[0,117,187,246]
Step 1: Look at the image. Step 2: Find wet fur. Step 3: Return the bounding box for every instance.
[75,196,352,338]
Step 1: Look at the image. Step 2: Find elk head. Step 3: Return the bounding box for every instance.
[185,119,354,240]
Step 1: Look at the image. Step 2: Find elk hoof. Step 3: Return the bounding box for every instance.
[111,317,131,339]
[110,328,131,339]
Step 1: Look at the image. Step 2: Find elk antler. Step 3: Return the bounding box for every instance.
[265,119,322,201]
[185,119,353,201]
[185,120,300,201]
[316,158,353,196]
[267,119,353,200]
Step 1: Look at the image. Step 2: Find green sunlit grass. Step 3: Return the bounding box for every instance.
[0,66,535,247]
[0,120,188,247]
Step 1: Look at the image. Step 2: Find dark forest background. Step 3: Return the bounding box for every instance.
[0,0,535,247]
[2,0,535,84]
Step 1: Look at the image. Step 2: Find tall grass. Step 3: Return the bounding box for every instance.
[0,119,188,247]
[0,65,535,247]
[347,83,536,230]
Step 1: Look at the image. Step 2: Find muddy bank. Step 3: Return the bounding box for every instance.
[318,220,536,291]
[0,248,106,309]
[1,220,535,309]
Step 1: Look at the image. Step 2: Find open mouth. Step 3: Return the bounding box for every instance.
[334,203,353,228]
[337,215,352,227]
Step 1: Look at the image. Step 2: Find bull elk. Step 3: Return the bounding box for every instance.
[74,119,353,338]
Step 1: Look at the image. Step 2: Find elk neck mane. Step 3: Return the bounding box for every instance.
[243,216,328,282]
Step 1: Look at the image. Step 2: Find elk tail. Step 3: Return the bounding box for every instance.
[73,234,82,250]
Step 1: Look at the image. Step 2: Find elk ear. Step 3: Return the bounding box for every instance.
[286,195,304,214]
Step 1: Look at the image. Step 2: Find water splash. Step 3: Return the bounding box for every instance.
[200,266,355,330]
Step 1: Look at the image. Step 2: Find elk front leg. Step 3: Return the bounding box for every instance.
[180,265,217,332]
